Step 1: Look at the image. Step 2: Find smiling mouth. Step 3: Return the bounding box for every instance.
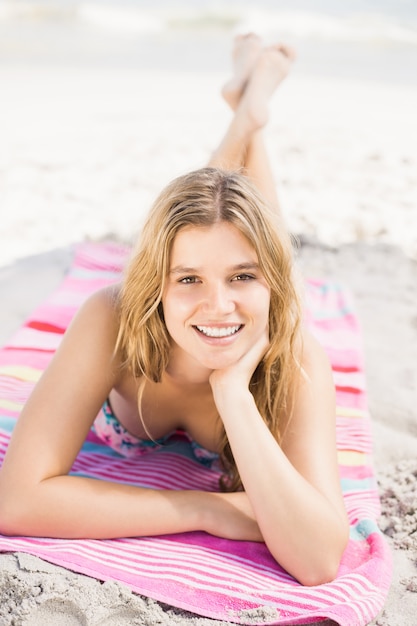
[194,325,243,338]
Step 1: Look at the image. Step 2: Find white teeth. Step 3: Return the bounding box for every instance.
[196,325,241,338]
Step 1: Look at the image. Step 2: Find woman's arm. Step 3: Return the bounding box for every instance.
[0,288,195,538]
[0,288,261,542]
[209,328,349,586]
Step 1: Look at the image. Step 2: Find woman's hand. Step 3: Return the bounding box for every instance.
[201,491,263,542]
[209,326,269,393]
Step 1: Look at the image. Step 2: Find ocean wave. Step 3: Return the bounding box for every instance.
[1,1,417,46]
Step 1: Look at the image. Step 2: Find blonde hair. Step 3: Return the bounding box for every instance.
[117,167,302,491]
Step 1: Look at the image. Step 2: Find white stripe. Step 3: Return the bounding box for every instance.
[8,328,62,351]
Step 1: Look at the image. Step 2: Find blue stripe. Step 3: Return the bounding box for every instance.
[350,519,382,541]
[80,441,123,457]
[310,306,353,320]
[0,416,17,433]
[341,477,376,492]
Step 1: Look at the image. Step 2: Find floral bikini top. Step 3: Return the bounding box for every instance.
[93,398,220,469]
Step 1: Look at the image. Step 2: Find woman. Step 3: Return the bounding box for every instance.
[0,35,349,586]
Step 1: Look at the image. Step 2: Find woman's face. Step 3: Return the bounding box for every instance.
[162,222,271,380]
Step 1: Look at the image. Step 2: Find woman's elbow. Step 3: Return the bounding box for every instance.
[0,481,34,536]
[298,558,341,587]
[299,525,349,587]
[278,519,349,587]
[0,501,20,536]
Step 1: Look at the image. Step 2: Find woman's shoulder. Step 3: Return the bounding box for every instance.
[299,326,332,373]
[65,284,123,357]
[78,284,122,322]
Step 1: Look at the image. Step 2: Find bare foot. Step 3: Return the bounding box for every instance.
[221,33,263,111]
[236,43,296,131]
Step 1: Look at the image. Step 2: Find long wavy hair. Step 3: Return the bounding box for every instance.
[116,167,303,491]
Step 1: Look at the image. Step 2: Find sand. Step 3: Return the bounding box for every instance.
[0,52,416,625]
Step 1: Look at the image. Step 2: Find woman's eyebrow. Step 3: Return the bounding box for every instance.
[169,262,259,275]
[232,262,260,271]
[170,266,199,275]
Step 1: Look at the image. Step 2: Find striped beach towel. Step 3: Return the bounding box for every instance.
[0,242,392,626]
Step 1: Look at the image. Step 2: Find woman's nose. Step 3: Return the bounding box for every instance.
[201,283,235,315]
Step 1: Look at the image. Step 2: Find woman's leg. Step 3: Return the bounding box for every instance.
[208,35,295,210]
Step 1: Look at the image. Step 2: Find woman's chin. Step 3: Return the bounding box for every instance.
[197,353,238,372]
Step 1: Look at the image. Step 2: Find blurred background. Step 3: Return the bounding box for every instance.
[1,1,416,266]
[1,0,417,83]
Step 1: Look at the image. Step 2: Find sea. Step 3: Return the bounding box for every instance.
[0,0,417,85]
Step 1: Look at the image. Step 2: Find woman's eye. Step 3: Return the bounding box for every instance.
[233,274,255,281]
[179,276,198,284]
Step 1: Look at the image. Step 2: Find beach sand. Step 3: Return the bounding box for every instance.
[0,54,416,625]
